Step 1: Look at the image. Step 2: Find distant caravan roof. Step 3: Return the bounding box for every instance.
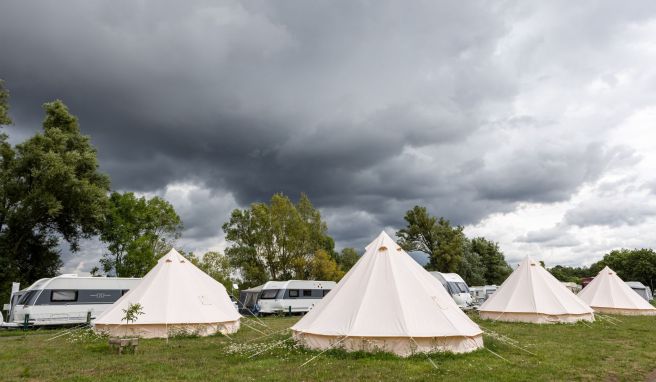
[291,231,483,356]
[577,267,656,315]
[479,256,594,324]
[94,248,241,338]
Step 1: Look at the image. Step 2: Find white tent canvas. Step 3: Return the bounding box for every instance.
[292,231,483,356]
[479,256,594,324]
[94,248,241,338]
[577,266,656,316]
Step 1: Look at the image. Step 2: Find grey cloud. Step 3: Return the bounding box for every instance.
[565,199,656,228]
[150,185,239,242]
[471,143,629,203]
[644,180,656,195]
[58,238,107,275]
[516,226,581,248]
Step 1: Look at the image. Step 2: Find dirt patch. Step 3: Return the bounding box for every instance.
[644,369,656,382]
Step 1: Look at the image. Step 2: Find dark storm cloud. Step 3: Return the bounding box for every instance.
[1,0,654,256]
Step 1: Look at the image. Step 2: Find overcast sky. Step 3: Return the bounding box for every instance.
[2,1,656,274]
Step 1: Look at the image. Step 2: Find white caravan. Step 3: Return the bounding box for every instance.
[561,282,582,294]
[429,272,474,308]
[257,280,337,315]
[469,285,497,304]
[5,275,141,326]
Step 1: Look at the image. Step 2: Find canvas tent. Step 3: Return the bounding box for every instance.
[292,231,483,356]
[94,248,241,338]
[577,267,656,316]
[479,256,594,323]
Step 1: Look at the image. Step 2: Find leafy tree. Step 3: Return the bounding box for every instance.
[0,80,11,125]
[456,244,486,286]
[396,206,466,272]
[309,249,344,281]
[222,193,333,287]
[121,302,144,324]
[336,247,359,273]
[99,192,182,277]
[0,100,110,303]
[469,237,512,285]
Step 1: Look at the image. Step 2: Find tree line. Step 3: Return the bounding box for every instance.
[547,248,656,290]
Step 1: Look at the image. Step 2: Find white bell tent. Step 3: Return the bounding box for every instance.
[479,256,594,324]
[577,266,656,316]
[94,248,241,338]
[292,231,483,356]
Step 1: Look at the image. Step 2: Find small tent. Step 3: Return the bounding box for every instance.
[479,256,594,323]
[625,281,653,302]
[292,231,483,356]
[577,267,656,316]
[94,248,241,338]
[238,284,263,315]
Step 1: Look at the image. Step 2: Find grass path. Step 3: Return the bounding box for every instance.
[1,313,655,381]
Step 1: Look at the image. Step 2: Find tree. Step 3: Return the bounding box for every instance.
[309,249,344,281]
[0,80,11,125]
[336,247,359,273]
[121,302,144,324]
[222,193,334,287]
[396,206,466,272]
[99,192,182,277]
[0,100,110,303]
[456,244,486,286]
[469,237,512,285]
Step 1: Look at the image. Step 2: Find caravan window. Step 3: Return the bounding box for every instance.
[289,289,299,298]
[51,290,78,302]
[446,282,470,295]
[322,289,331,297]
[18,291,38,305]
[303,290,312,297]
[455,282,469,293]
[259,289,279,299]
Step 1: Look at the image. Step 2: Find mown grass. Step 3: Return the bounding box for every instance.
[1,313,655,381]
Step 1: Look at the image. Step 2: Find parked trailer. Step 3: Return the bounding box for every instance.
[561,282,582,294]
[625,281,653,301]
[429,272,474,308]
[5,274,141,327]
[470,285,497,304]
[256,280,337,315]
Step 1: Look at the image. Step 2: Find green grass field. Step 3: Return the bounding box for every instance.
[1,313,655,381]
